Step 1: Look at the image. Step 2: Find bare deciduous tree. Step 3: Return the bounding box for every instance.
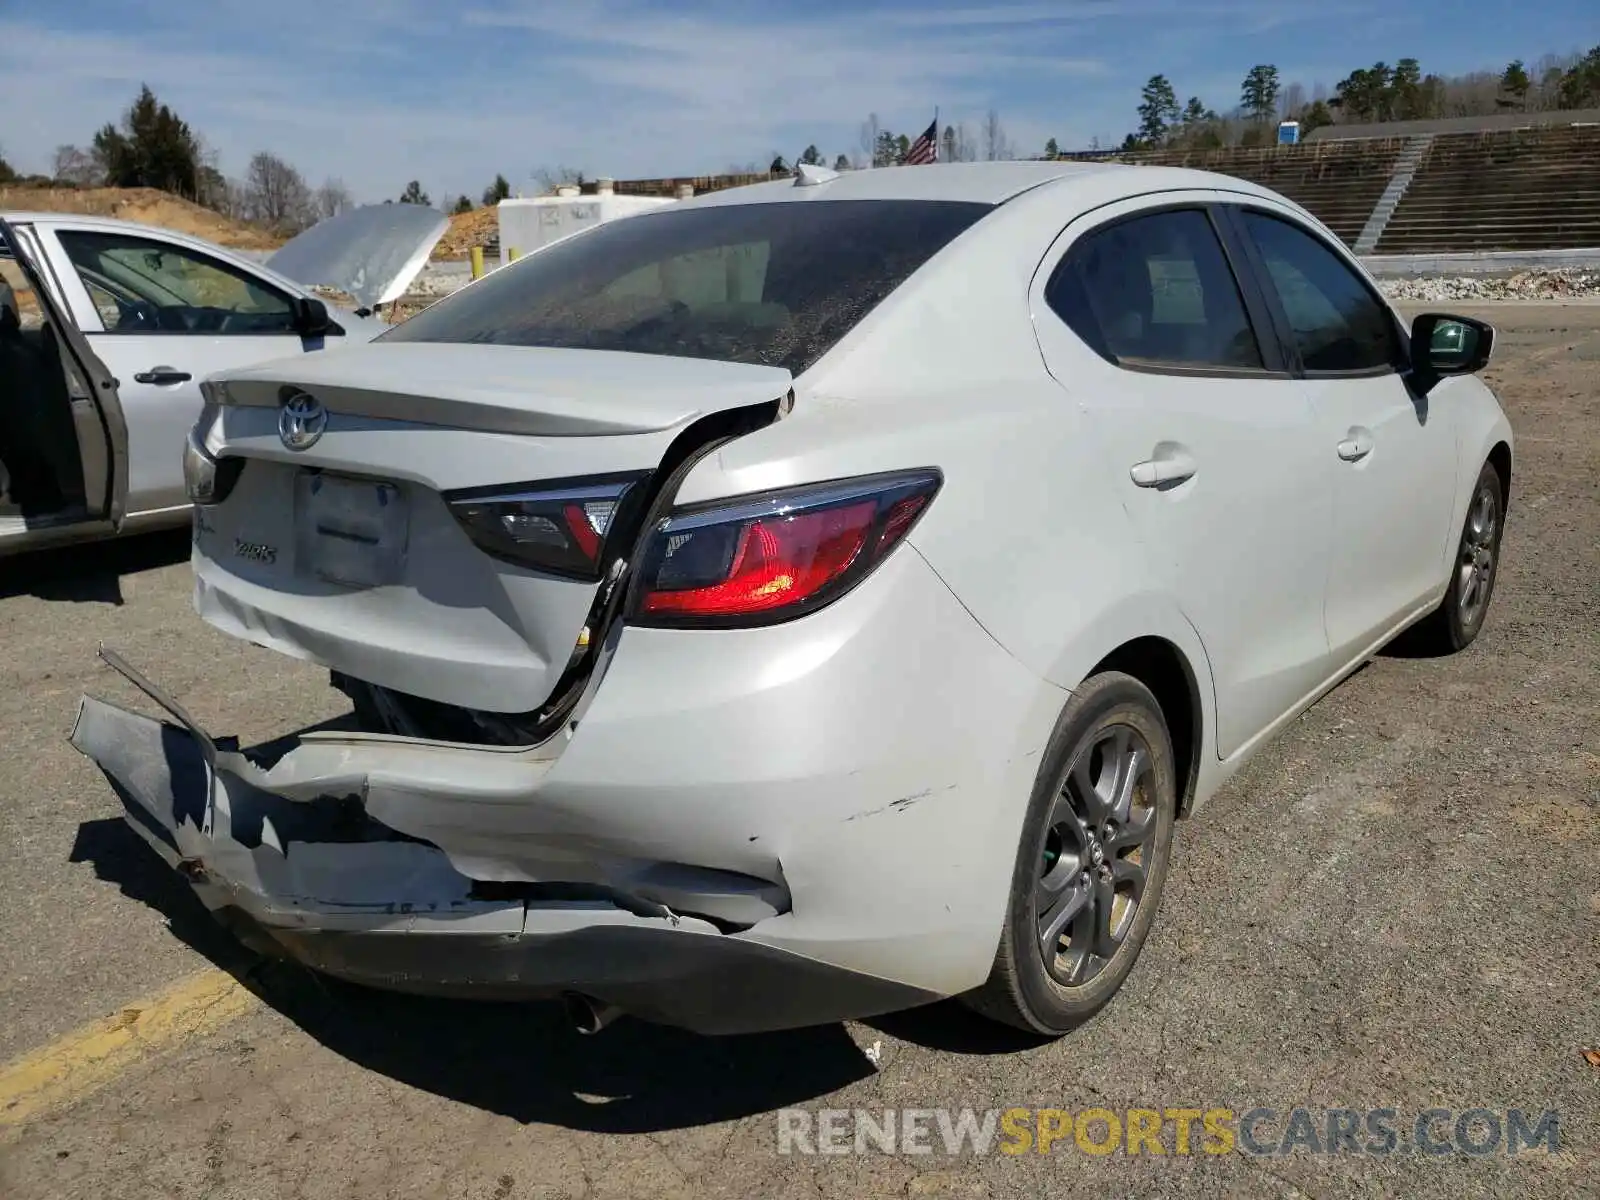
[532,164,585,193]
[314,178,354,221]
[52,144,101,186]
[1282,82,1307,120]
[858,113,882,166]
[241,151,314,233]
[981,110,1014,160]
[198,173,237,216]
[192,137,232,212]
[1529,52,1579,110]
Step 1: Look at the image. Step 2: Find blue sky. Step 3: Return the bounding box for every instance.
[2,0,1594,203]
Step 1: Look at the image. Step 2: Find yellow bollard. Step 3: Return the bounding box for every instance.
[470,246,484,279]
[508,246,521,262]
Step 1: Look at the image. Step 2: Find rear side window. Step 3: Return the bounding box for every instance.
[382,200,992,375]
[1238,211,1400,374]
[1046,208,1263,372]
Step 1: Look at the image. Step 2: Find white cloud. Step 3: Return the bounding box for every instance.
[0,0,1347,201]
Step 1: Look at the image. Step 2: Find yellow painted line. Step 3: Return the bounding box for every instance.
[0,968,257,1130]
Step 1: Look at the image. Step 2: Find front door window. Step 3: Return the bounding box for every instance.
[56,231,297,335]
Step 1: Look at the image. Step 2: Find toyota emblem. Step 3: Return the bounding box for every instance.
[278,391,327,451]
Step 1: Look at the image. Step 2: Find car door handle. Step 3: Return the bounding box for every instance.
[1336,428,1374,462]
[133,366,192,385]
[1129,449,1197,488]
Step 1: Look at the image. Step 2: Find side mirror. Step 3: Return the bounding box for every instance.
[1409,312,1493,390]
[290,296,334,338]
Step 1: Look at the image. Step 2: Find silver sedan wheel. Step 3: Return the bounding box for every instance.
[1034,723,1158,987]
[1457,480,1499,631]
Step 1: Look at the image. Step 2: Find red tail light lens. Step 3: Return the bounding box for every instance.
[631,469,941,627]
[445,473,648,580]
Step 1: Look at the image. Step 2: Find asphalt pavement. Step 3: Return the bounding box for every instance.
[0,303,1595,1199]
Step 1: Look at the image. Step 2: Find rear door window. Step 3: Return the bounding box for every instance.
[1045,208,1265,372]
[381,200,993,375]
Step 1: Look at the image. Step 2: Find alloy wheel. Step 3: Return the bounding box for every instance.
[1458,481,1499,629]
[1033,723,1158,987]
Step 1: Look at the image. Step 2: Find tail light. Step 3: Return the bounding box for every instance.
[183,429,244,505]
[630,469,942,628]
[445,473,649,580]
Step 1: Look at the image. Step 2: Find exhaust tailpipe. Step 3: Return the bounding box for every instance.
[562,992,622,1035]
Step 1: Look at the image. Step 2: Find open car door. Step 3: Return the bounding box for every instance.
[0,218,129,550]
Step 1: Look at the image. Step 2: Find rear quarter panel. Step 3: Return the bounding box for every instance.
[674,178,1220,787]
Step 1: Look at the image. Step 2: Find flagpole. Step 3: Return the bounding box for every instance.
[934,106,940,161]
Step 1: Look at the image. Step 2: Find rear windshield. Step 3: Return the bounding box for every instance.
[380,199,992,375]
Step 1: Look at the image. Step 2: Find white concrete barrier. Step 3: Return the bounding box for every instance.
[1362,247,1600,276]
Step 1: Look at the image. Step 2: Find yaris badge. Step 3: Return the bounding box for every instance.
[278,392,327,451]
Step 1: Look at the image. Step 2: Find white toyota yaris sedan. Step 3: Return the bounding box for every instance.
[74,160,1512,1038]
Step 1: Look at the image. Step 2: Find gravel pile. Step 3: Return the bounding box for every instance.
[1379,268,1600,302]
[407,269,470,298]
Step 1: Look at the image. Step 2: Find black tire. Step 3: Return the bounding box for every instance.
[1409,460,1504,654]
[963,671,1178,1035]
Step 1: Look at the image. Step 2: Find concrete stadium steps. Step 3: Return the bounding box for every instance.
[1354,136,1435,254]
[615,172,773,197]
[1089,139,1409,245]
[1378,220,1600,253]
[1376,126,1600,253]
[590,121,1600,256]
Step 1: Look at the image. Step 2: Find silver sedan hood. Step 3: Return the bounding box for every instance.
[265,204,449,310]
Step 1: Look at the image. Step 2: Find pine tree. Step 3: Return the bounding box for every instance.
[1137,75,1180,145]
[92,85,202,197]
[481,173,511,206]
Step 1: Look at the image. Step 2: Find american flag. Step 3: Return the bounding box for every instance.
[903,118,938,165]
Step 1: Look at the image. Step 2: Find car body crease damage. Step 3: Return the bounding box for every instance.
[70,654,747,932]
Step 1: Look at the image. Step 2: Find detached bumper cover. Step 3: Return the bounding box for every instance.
[70,694,936,1034]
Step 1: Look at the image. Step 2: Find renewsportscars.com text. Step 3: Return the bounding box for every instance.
[776,1106,1560,1158]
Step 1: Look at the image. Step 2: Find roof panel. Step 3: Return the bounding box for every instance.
[675,160,1126,208]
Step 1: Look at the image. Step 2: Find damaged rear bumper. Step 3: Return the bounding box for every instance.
[70,546,1067,1034]
[70,690,934,1034]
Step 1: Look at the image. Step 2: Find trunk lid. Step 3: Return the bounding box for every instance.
[211,341,793,441]
[194,344,791,719]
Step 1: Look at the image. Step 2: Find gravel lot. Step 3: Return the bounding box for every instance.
[0,303,1595,1199]
[1380,268,1600,303]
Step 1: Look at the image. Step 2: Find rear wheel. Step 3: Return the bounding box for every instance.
[964,672,1177,1035]
[1410,460,1503,654]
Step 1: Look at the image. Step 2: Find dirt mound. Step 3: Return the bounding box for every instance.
[4,186,501,262]
[434,205,498,259]
[0,186,282,251]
